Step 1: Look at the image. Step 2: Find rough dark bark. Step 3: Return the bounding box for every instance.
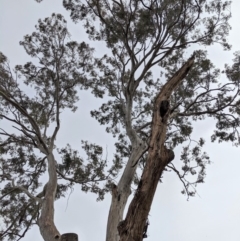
[61,233,78,241]
[118,54,195,241]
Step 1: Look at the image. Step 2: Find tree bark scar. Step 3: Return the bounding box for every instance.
[112,184,118,198]
[159,100,169,121]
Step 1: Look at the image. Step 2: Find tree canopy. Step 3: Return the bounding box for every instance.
[0,14,116,241]
[1,1,240,241]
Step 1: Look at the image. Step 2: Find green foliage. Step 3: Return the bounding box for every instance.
[63,0,231,50]
[0,14,116,240]
[57,142,115,201]
[62,0,239,198]
[1,0,240,239]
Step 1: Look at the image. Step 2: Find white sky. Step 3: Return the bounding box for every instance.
[0,1,240,241]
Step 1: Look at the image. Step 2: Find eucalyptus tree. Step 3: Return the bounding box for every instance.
[0,14,114,241]
[62,1,240,241]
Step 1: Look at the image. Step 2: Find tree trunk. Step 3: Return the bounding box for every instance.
[38,152,61,241]
[118,54,195,241]
[61,233,78,241]
[106,140,147,241]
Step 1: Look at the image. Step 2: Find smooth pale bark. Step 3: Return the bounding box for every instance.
[38,152,61,241]
[106,87,148,241]
[106,141,147,241]
[118,54,195,241]
[106,72,149,241]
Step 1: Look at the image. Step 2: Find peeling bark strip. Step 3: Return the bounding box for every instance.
[118,54,195,241]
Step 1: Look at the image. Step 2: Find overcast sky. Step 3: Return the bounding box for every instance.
[1,1,240,241]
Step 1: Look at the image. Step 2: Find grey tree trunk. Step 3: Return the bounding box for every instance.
[106,92,148,241]
[106,142,147,241]
[38,152,61,241]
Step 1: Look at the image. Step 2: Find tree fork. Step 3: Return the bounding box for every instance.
[106,140,147,241]
[118,54,195,241]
